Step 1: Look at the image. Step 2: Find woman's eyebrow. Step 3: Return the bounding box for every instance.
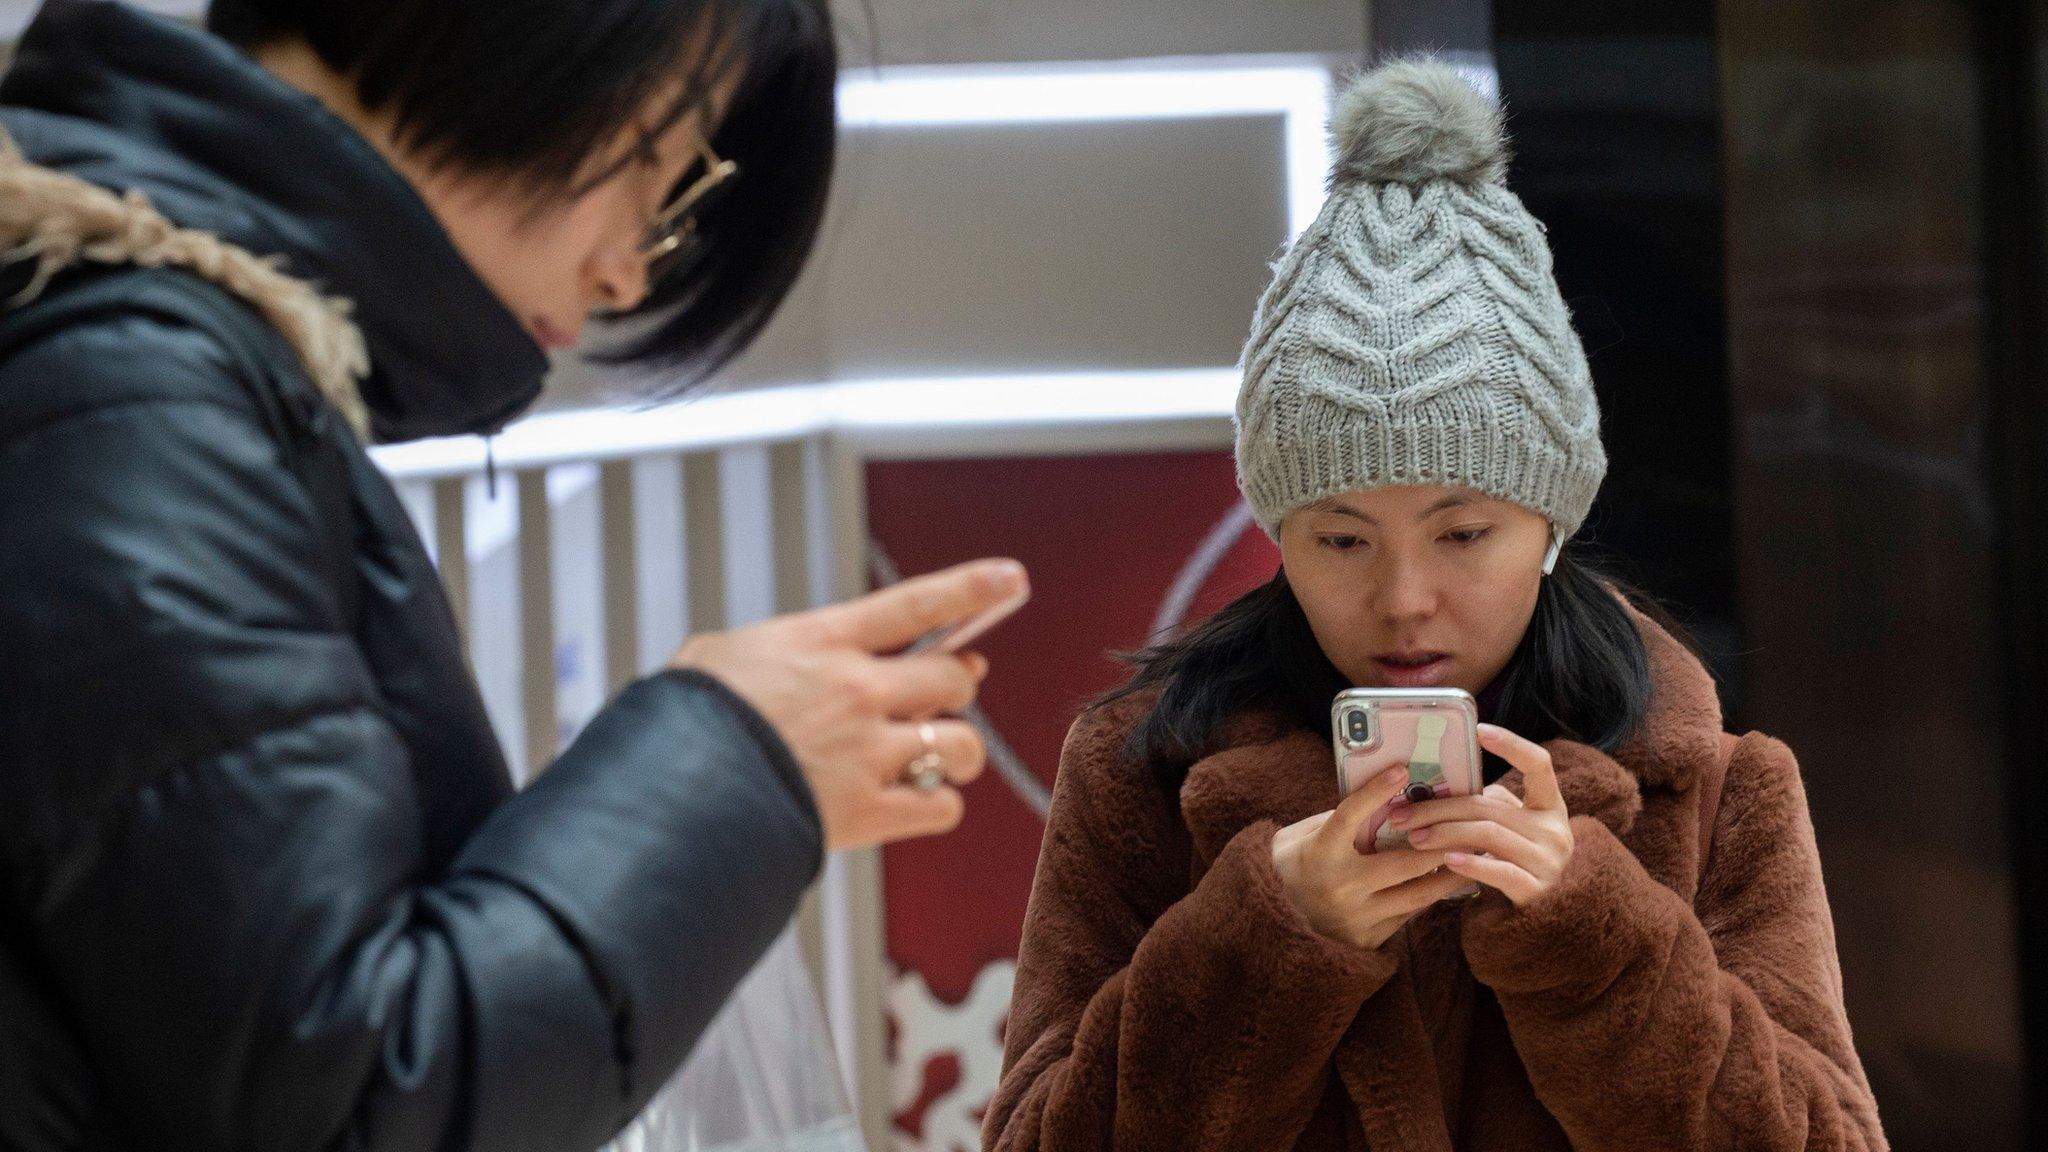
[1308,501,1377,526]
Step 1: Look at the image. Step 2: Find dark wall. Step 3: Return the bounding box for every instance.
[1490,4,1741,695]
[1489,0,2030,1147]
[1977,0,2048,1145]
[1711,1,2024,1145]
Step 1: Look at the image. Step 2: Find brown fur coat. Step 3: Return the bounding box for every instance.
[985,613,1886,1151]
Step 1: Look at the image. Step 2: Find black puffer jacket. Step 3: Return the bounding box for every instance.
[0,4,824,1149]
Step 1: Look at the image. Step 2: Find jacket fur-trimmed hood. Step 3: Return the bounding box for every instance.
[0,129,371,437]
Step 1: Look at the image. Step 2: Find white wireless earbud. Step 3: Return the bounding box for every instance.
[1542,527,1564,576]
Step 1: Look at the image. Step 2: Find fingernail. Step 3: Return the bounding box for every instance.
[980,559,1025,590]
[1380,766,1407,786]
[1388,811,1411,829]
[1407,827,1430,845]
[1445,852,1470,865]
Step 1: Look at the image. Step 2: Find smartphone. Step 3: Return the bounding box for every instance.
[903,585,1030,656]
[1332,688,1482,853]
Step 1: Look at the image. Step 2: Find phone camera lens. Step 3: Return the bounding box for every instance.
[1345,709,1369,742]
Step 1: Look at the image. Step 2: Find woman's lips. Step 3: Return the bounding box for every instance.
[531,318,581,350]
[1371,653,1453,687]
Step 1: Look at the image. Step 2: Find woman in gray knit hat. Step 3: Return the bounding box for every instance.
[986,60,1886,1152]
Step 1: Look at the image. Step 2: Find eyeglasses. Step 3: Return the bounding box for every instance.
[637,126,739,281]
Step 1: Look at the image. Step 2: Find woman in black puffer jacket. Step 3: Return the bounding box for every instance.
[0,3,1024,1148]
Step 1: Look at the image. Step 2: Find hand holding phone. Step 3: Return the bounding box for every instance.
[670,557,1028,850]
[1333,688,1482,854]
[893,580,1028,792]
[1270,761,1481,950]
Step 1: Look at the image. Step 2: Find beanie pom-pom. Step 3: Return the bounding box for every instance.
[1329,59,1508,187]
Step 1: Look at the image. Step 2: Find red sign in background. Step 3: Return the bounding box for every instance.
[865,450,1278,1152]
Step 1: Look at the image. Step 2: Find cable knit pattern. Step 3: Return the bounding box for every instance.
[1235,60,1605,540]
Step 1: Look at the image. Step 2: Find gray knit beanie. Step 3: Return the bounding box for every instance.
[1235,59,1605,545]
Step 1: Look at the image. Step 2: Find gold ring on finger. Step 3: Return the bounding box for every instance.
[904,720,946,791]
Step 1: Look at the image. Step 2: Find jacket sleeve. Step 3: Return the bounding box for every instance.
[0,324,823,1151]
[983,708,1396,1152]
[1460,733,1886,1152]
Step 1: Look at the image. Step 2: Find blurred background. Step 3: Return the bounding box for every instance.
[6,1,2044,1149]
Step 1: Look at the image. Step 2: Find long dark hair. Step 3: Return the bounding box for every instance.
[1097,543,1676,781]
[207,0,836,385]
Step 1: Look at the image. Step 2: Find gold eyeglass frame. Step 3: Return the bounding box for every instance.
[638,125,739,269]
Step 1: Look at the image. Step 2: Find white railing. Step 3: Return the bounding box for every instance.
[361,46,1351,1152]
